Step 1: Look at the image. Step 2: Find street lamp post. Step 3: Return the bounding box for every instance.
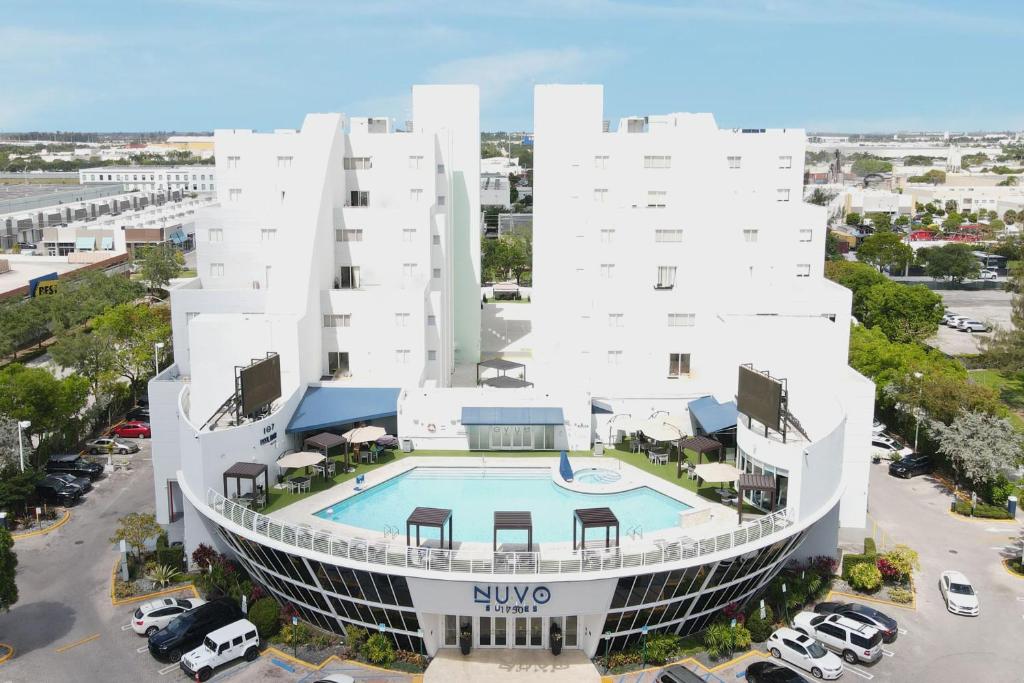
[913,371,924,452]
[17,420,31,472]
[154,341,165,375]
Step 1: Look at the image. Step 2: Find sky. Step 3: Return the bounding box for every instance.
[2,0,1023,134]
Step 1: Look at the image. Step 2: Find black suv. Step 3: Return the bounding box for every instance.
[35,475,82,506]
[45,454,104,481]
[888,454,933,479]
[126,406,150,421]
[148,598,243,662]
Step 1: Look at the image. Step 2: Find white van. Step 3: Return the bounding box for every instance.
[179,619,259,681]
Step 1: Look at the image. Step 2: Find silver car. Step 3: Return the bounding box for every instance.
[85,437,139,455]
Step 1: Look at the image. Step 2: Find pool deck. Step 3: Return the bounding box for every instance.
[272,456,750,556]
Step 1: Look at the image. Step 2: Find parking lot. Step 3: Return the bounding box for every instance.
[926,288,1014,355]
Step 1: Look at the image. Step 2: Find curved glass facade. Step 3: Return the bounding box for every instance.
[600,530,806,652]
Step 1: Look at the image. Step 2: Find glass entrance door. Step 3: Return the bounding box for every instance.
[478,616,508,647]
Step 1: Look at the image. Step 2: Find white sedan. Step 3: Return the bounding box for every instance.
[131,597,207,636]
[767,627,844,680]
[939,570,980,616]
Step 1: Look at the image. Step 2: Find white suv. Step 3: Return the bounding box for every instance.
[179,619,260,681]
[793,611,884,664]
[131,597,206,637]
[767,627,844,680]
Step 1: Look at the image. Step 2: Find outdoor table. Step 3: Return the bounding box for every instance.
[236,494,254,508]
[289,476,311,494]
[650,451,669,466]
[716,488,738,504]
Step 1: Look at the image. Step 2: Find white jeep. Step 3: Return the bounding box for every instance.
[179,619,259,681]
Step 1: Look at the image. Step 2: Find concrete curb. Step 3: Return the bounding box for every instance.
[11,509,71,541]
[262,646,423,680]
[0,643,14,664]
[946,508,1020,525]
[1001,559,1024,579]
[599,648,768,680]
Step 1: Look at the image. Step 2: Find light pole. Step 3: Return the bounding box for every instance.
[913,371,924,452]
[153,341,165,375]
[17,420,31,472]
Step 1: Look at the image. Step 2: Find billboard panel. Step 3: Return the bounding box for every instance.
[737,365,783,432]
[239,354,281,416]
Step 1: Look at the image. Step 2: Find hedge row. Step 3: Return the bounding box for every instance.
[953,500,1012,519]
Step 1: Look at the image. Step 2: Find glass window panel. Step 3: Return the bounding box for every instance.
[627,574,653,606]
[372,573,396,605]
[479,616,492,645]
[390,576,414,607]
[565,616,578,647]
[530,617,542,646]
[610,577,634,609]
[445,615,458,645]
[515,618,527,645]
[356,571,380,603]
[495,617,507,645]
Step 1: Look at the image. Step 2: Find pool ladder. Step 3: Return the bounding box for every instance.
[626,525,643,541]
[383,524,400,540]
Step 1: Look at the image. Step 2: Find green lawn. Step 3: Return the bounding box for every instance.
[969,369,1024,430]
[262,446,755,514]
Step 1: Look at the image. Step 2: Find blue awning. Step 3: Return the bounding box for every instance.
[101,237,114,250]
[591,399,613,414]
[168,230,186,244]
[75,236,96,250]
[461,407,564,426]
[688,396,738,434]
[286,386,401,434]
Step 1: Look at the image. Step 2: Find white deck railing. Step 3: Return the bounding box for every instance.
[206,488,793,576]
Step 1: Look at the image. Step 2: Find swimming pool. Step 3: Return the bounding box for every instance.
[314,467,690,544]
[574,467,623,485]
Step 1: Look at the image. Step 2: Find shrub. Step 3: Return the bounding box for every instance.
[842,553,876,579]
[745,604,775,642]
[276,623,312,646]
[114,580,135,599]
[953,500,1012,519]
[156,546,184,571]
[876,557,900,582]
[721,602,745,625]
[248,597,281,639]
[812,555,838,576]
[863,537,877,556]
[703,622,734,659]
[848,562,883,592]
[888,587,913,604]
[394,650,428,669]
[146,563,181,588]
[191,543,219,570]
[981,474,1015,506]
[645,632,680,665]
[346,626,369,651]
[731,624,752,651]
[310,630,337,650]
[362,632,395,666]
[880,545,919,581]
[608,650,642,669]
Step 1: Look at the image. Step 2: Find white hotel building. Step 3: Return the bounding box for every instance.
[149,85,873,659]
[80,165,217,194]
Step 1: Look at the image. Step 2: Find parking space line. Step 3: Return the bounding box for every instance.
[844,664,875,679]
[54,633,101,653]
[882,648,895,657]
[898,627,908,635]
[158,662,180,675]
[121,624,133,631]
[136,645,150,653]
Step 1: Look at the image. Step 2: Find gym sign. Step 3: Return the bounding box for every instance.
[473,584,551,614]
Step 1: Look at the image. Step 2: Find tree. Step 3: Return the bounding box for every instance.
[862,282,944,343]
[848,325,965,404]
[109,512,163,560]
[0,365,89,444]
[851,157,893,176]
[92,303,171,392]
[824,229,843,261]
[137,244,183,291]
[807,188,835,206]
[988,218,1005,233]
[508,173,519,204]
[941,211,963,232]
[997,176,1019,187]
[904,155,934,166]
[866,212,892,232]
[1004,209,1018,225]
[894,215,910,227]
[825,261,887,320]
[845,212,862,226]
[920,243,979,283]
[0,527,17,612]
[944,199,958,214]
[981,268,1024,371]
[933,412,1024,488]
[893,372,1002,426]
[50,331,117,398]
[856,232,913,273]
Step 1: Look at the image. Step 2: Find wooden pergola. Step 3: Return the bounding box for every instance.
[494,511,533,551]
[573,507,620,550]
[304,431,348,467]
[222,462,269,499]
[736,473,777,523]
[676,435,724,479]
[406,506,453,549]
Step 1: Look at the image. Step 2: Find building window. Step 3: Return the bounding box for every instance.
[427,315,436,326]
[337,266,360,289]
[436,164,445,174]
[646,190,667,208]
[408,155,423,169]
[260,228,277,241]
[608,313,624,327]
[600,228,615,243]
[428,350,437,361]
[656,266,677,289]
[432,234,441,246]
[395,313,410,327]
[402,263,417,279]
[395,349,411,364]
[779,155,792,169]
[668,352,691,377]
[343,157,371,170]
[777,189,790,202]
[796,263,811,278]
[432,267,442,279]
[200,175,206,181]
[668,313,696,327]
[228,188,242,202]
[594,155,609,169]
[323,314,351,328]
[643,155,671,169]
[209,263,225,277]
[727,156,741,169]
[410,189,423,202]
[336,229,363,242]
[277,156,293,168]
[600,263,615,279]
[402,228,416,243]
[594,188,608,202]
[349,191,369,207]
[798,229,813,242]
[607,350,623,365]
[437,195,446,206]
[743,229,759,243]
[208,228,223,242]
[655,229,683,242]
[226,156,239,169]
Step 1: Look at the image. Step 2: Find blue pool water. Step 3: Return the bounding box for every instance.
[314,467,690,543]
[574,468,622,485]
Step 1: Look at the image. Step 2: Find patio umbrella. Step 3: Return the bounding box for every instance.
[693,462,741,485]
[276,451,326,469]
[342,426,387,443]
[662,414,689,432]
[639,420,684,443]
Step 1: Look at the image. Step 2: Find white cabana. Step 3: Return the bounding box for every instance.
[639,420,685,443]
[276,451,326,469]
[693,462,742,484]
[342,425,387,444]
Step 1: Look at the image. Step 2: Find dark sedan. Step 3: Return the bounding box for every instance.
[888,454,933,479]
[49,473,92,493]
[746,661,810,683]
[814,601,898,643]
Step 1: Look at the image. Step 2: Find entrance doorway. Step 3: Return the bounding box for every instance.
[468,615,580,650]
[166,481,183,522]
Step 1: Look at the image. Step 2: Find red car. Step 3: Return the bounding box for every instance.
[113,421,151,439]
